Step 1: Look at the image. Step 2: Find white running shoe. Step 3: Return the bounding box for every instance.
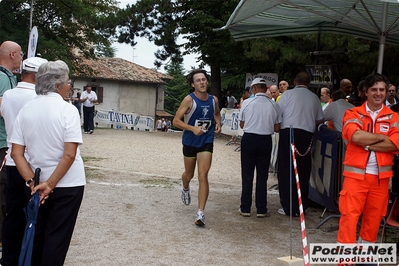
[195,211,205,226]
[181,188,190,205]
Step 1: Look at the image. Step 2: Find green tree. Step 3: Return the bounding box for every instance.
[116,0,250,101]
[163,62,188,115]
[0,0,120,71]
[95,43,116,58]
[242,33,399,90]
[116,0,399,99]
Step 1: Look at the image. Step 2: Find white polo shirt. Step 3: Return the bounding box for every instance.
[278,86,324,133]
[10,92,85,187]
[1,82,37,166]
[365,103,382,175]
[239,92,282,135]
[80,90,97,107]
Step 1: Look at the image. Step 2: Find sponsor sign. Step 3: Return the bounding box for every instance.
[95,109,154,131]
[309,243,396,264]
[245,73,278,88]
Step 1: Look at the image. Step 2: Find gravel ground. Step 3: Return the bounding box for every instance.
[60,128,395,265]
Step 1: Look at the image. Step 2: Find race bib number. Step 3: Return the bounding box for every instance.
[195,119,212,133]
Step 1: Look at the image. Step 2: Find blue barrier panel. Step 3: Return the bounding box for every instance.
[309,125,342,213]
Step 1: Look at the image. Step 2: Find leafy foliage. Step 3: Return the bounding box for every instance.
[4,0,399,101]
[0,0,120,72]
[115,0,248,100]
[163,62,188,115]
[116,0,399,101]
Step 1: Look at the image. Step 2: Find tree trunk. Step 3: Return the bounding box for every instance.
[209,65,221,102]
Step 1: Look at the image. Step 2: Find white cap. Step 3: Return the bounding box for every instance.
[22,57,48,72]
[250,78,267,88]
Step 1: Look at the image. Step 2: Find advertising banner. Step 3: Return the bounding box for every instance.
[95,109,154,131]
[245,73,278,88]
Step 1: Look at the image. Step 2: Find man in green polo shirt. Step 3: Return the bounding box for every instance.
[0,41,23,248]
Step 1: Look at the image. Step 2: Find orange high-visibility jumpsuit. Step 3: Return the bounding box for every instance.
[337,103,399,243]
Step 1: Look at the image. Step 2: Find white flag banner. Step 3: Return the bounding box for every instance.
[27,26,38,58]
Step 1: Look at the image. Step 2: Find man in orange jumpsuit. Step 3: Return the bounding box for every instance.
[338,73,399,245]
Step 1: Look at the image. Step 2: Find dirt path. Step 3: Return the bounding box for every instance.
[62,129,396,265]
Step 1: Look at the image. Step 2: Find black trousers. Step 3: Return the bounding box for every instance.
[83,106,95,132]
[277,128,312,215]
[0,147,7,241]
[240,133,272,214]
[1,166,30,266]
[32,186,84,266]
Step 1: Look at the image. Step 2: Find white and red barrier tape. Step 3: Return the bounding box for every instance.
[291,143,309,266]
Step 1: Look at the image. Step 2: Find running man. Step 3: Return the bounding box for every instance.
[173,69,221,226]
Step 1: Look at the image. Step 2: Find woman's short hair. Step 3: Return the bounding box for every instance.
[35,60,69,95]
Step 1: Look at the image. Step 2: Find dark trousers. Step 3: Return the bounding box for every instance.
[1,166,30,266]
[277,128,312,215]
[0,147,7,241]
[392,156,399,194]
[83,106,95,132]
[32,186,84,266]
[240,133,272,214]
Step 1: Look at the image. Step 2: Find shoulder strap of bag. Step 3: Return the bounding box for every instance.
[0,66,13,88]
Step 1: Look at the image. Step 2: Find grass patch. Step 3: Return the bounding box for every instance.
[139,177,179,188]
[82,156,104,163]
[385,228,399,243]
[84,167,98,179]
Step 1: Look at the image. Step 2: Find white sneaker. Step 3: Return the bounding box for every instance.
[278,208,286,215]
[278,208,299,217]
[181,188,191,205]
[195,211,205,226]
[238,208,250,217]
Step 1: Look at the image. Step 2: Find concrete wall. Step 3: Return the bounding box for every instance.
[71,78,165,117]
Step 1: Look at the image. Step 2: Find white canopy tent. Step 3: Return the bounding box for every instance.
[222,0,399,73]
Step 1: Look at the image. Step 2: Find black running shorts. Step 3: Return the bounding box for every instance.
[183,143,214,158]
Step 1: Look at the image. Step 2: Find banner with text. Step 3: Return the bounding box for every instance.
[309,243,396,264]
[95,109,154,131]
[245,73,278,88]
[221,108,243,136]
[309,125,341,213]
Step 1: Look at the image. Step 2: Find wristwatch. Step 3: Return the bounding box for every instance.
[364,145,370,151]
[25,177,35,187]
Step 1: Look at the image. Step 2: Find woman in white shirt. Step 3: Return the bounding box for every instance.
[11,60,85,266]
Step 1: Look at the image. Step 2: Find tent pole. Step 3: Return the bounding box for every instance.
[378,3,388,74]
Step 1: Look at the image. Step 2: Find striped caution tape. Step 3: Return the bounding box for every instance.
[291,143,309,266]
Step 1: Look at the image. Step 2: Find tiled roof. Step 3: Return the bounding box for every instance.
[72,57,171,84]
[156,110,174,117]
